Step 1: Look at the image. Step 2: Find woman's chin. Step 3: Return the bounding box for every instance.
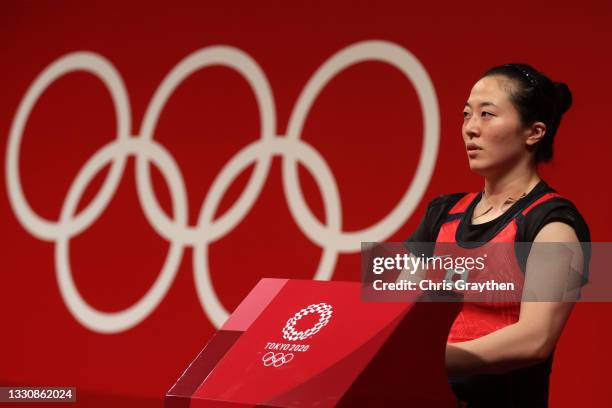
[467,159,490,176]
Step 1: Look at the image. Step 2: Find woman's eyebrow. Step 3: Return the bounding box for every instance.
[464,101,498,108]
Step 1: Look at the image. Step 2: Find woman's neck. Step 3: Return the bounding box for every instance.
[482,168,541,210]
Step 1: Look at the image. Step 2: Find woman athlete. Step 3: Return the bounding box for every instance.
[406,63,590,407]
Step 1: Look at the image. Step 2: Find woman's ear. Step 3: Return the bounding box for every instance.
[525,122,547,147]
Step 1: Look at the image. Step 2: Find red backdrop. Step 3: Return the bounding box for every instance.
[2,1,611,406]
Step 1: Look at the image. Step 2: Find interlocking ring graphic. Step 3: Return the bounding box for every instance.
[282,303,333,341]
[262,352,294,367]
[6,40,439,334]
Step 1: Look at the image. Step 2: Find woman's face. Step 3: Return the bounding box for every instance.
[462,75,530,176]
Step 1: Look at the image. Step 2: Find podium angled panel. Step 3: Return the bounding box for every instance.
[166,279,460,407]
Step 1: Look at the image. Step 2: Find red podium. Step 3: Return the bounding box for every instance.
[166,279,460,407]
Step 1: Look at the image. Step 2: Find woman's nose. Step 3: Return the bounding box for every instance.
[464,116,480,138]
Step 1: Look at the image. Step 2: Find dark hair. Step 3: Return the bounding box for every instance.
[481,63,572,163]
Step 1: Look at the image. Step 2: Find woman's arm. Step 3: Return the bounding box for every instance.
[446,221,583,376]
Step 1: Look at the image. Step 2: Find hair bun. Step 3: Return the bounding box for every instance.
[554,82,572,114]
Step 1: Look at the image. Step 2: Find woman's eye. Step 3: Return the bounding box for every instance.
[463,111,471,118]
[481,111,493,117]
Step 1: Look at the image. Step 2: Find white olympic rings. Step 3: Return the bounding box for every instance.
[262,352,294,367]
[5,41,439,334]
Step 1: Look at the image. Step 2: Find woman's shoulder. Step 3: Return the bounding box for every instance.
[522,187,590,242]
[405,192,470,245]
[529,182,586,219]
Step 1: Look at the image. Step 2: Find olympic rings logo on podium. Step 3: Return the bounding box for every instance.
[262,352,294,368]
[6,40,439,334]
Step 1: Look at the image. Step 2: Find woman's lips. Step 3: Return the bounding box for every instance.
[467,149,480,158]
[466,144,481,157]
